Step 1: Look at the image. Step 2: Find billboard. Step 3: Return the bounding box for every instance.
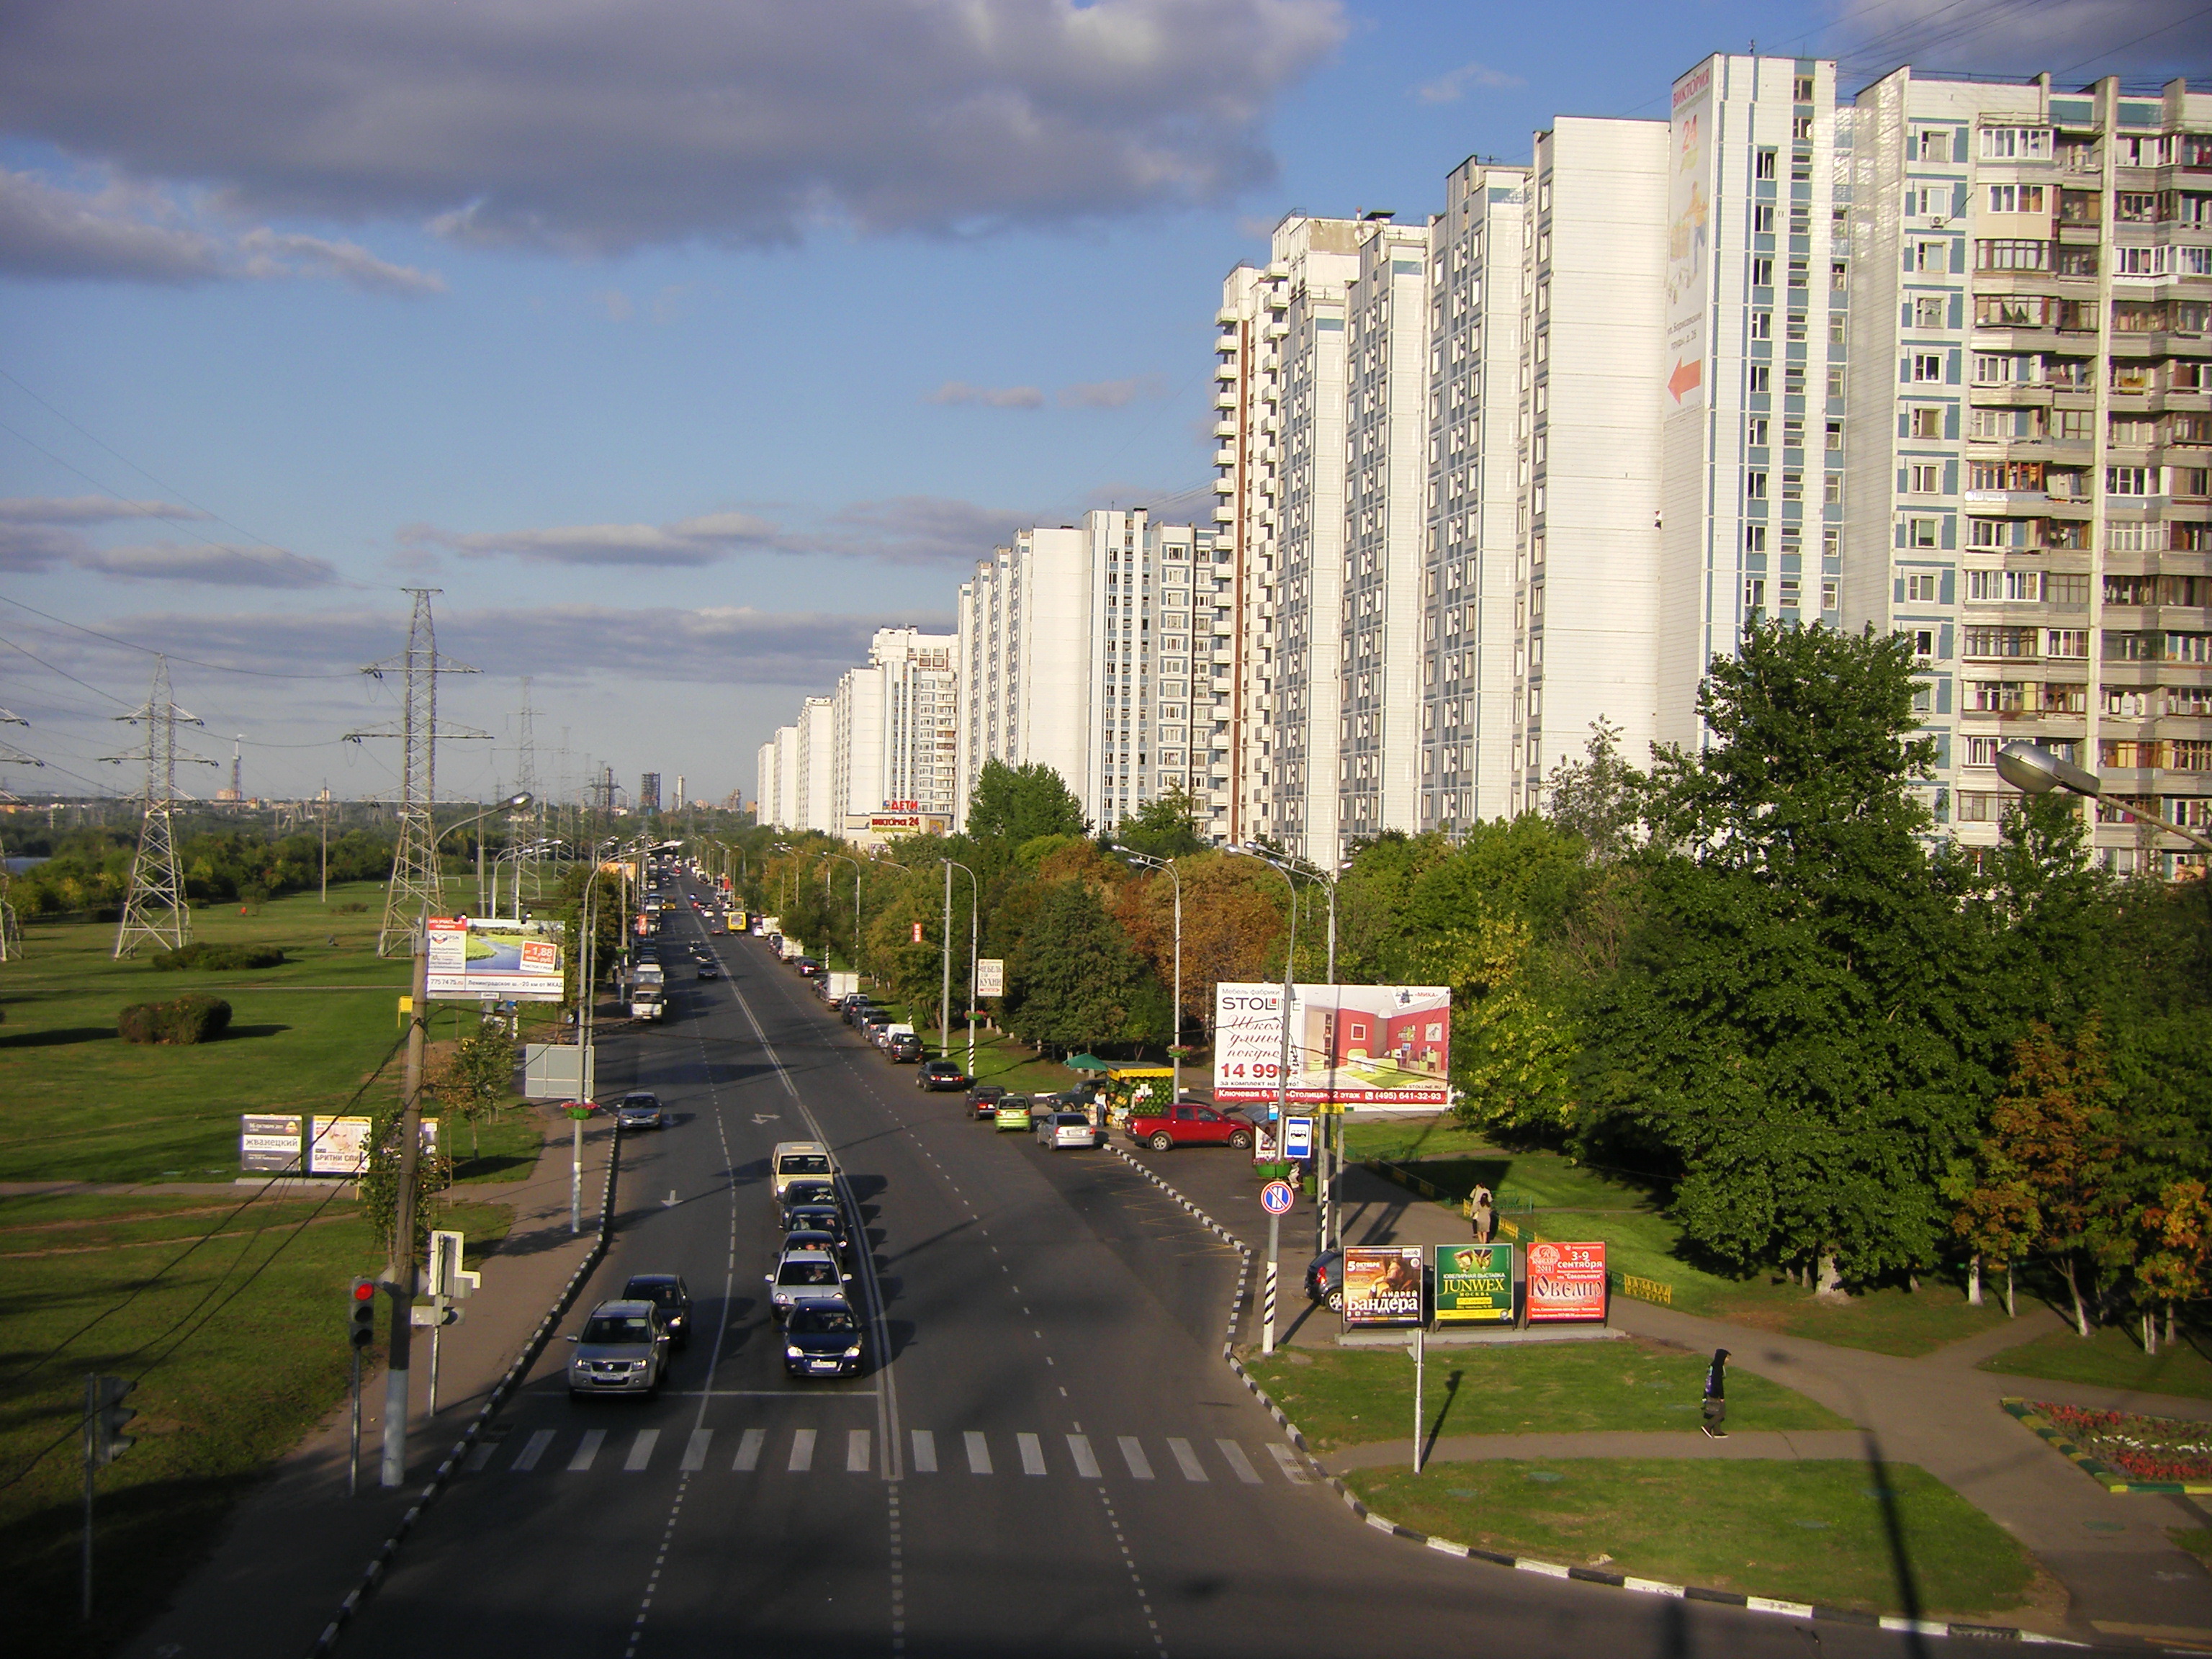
[1212,984,1451,1107]
[240,1113,303,1173]
[1341,1244,1426,1328]
[426,916,565,1002]
[1434,1243,1516,1324]
[1663,58,1714,410]
[975,958,1005,997]
[1527,1241,1608,1323]
[308,1115,439,1177]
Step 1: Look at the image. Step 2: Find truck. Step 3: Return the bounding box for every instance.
[631,961,666,1021]
[826,971,859,1000]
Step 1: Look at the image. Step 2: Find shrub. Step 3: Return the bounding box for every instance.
[150,943,288,972]
[117,994,233,1045]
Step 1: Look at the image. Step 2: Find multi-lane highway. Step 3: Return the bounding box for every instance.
[337,873,1932,1658]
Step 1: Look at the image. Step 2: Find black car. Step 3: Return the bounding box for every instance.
[966,1083,1006,1121]
[887,1032,922,1064]
[783,1202,850,1251]
[781,1179,838,1213]
[622,1273,693,1346]
[917,1059,968,1092]
[697,961,720,979]
[782,1226,850,1270]
[1305,1249,1344,1311]
[783,1298,865,1377]
[839,995,874,1024]
[793,957,823,977]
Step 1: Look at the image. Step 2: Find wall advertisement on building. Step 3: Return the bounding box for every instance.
[426,916,565,1002]
[1665,58,1714,409]
[1341,1245,1426,1327]
[1434,1243,1516,1323]
[1526,1240,1609,1322]
[1210,984,1451,1107]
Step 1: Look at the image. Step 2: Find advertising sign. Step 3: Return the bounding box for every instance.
[1212,984,1452,1108]
[240,1113,304,1173]
[1527,1240,1608,1323]
[1341,1245,1426,1328]
[426,916,565,1003]
[1434,1243,1516,1324]
[1664,58,1715,410]
[975,958,1005,997]
[307,1116,439,1177]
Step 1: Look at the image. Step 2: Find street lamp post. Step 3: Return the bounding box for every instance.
[1229,848,1298,1357]
[1995,739,2212,857]
[1116,848,1182,1103]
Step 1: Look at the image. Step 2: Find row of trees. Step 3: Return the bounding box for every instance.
[726,621,2210,1331]
[8,824,397,915]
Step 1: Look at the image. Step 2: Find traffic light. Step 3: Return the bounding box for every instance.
[86,1375,135,1467]
[350,1277,379,1348]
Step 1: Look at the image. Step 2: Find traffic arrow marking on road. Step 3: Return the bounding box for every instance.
[662,1190,679,1208]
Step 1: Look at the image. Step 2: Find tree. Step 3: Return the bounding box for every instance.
[1113,785,1206,859]
[1990,1018,2122,1336]
[2136,1179,2211,1354]
[1545,717,1647,863]
[1115,852,1285,1034]
[359,1097,451,1258]
[965,760,1087,848]
[434,1025,516,1161]
[1002,880,1152,1056]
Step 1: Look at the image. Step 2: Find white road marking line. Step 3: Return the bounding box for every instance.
[568,1429,606,1472]
[1118,1437,1154,1480]
[1166,1437,1207,1482]
[1266,1443,1309,1484]
[911,1429,938,1473]
[1067,1434,1102,1478]
[1216,1439,1263,1484]
[789,1429,817,1472]
[511,1429,554,1472]
[464,1442,495,1472]
[1017,1433,1047,1476]
[626,1429,660,1471]
[848,1429,872,1472]
[733,1429,766,1472]
[680,1430,713,1471]
[964,1431,992,1475]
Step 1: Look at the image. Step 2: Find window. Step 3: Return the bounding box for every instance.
[2116,191,2158,223]
[1979,127,2051,161]
[1749,364,1771,393]
[1744,577,1767,611]
[2054,408,2094,441]
[2046,629,2090,658]
[1964,736,2000,766]
[1967,517,2030,549]
[1971,406,2036,440]
[1968,460,2044,493]
[1913,296,1946,328]
[1793,75,1815,102]
[1747,471,1768,500]
[1968,569,2041,602]
[1903,571,1941,603]
[1969,680,2026,712]
[1910,405,1943,439]
[1906,518,1939,549]
[1792,115,1815,142]
[1748,417,1769,448]
[1822,579,1839,612]
[1753,204,1776,234]
[1915,240,1949,271]
[1755,148,1777,181]
[1913,352,1946,382]
[1972,354,2032,385]
[1964,626,2037,658]
[1987,184,2046,214]
[1977,239,2049,271]
[1750,310,1773,340]
[1745,524,1768,553]
[1780,576,1802,609]
[1908,462,1942,495]
[1917,130,1951,163]
[1751,256,1774,288]
[1908,627,1936,658]
[1826,421,1844,452]
[1977,295,2049,328]
[2107,466,2154,496]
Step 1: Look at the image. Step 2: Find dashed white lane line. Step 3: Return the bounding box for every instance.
[1266,1443,1310,1484]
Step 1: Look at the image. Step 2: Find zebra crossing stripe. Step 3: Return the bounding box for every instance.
[464,1442,496,1473]
[511,1429,555,1472]
[625,1430,660,1472]
[1067,1434,1101,1479]
[1166,1438,1208,1482]
[1118,1437,1154,1480]
[789,1429,817,1472]
[964,1431,992,1474]
[567,1430,606,1473]
[1265,1444,1309,1484]
[1017,1433,1047,1476]
[911,1429,938,1473]
[733,1429,765,1472]
[1217,1439,1263,1484]
[847,1429,871,1473]
[680,1430,713,1472]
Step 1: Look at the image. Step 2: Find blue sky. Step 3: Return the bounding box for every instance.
[0,0,2199,806]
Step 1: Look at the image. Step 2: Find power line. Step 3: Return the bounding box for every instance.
[0,595,356,682]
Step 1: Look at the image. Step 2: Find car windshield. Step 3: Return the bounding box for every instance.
[1002,1096,1031,1110]
[625,1280,680,1305]
[778,1260,840,1287]
[581,1315,654,1344]
[790,1208,840,1231]
[1054,1114,1085,1125]
[623,1095,657,1108]
[788,1305,858,1336]
[779,1155,832,1177]
[785,1183,835,1207]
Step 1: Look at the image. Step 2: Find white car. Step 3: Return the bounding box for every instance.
[767,1249,850,1320]
[1038,1110,1102,1151]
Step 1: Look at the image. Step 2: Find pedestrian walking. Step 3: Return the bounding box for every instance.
[1470,1184,1496,1246]
[1701,1347,1730,1439]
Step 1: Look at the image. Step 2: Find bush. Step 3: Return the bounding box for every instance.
[117,994,233,1045]
[150,943,289,972]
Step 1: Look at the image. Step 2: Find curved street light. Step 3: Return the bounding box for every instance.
[1112,845,1183,1105]
[1995,739,2212,856]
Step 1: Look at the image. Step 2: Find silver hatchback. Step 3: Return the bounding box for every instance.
[566,1299,671,1398]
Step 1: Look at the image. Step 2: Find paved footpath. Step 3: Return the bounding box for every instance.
[1122,1141,2212,1647]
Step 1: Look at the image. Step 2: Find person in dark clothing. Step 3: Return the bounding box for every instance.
[1701,1348,1730,1439]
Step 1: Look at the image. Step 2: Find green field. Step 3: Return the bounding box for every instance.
[1244,1341,1848,1452]
[1347,1460,2041,1619]
[1980,1323,2212,1401]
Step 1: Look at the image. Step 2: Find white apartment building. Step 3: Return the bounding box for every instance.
[1847,70,2212,873]
[1658,55,1849,753]
[1211,259,1282,846]
[754,736,781,830]
[796,696,837,835]
[832,626,957,824]
[1509,117,1671,814]
[1421,156,1528,829]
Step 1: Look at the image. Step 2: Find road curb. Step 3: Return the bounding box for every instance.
[305,1128,626,1658]
[1117,1150,2081,1650]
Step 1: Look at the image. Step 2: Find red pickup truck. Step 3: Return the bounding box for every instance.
[1125,1103,1254,1151]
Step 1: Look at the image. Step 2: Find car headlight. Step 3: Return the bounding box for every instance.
[842,1344,862,1358]
[786,1346,804,1359]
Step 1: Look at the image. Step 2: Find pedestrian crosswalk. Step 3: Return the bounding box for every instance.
[469,1424,1308,1485]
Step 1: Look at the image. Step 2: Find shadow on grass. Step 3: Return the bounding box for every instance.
[0,1027,114,1050]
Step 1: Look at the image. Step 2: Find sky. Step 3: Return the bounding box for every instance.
[0,0,2203,810]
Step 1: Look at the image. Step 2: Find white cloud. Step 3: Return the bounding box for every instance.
[400,510,783,568]
[237,228,445,295]
[0,495,212,525]
[71,541,342,587]
[1413,60,1523,105]
[1058,373,1167,409]
[0,1,1346,255]
[925,380,1046,409]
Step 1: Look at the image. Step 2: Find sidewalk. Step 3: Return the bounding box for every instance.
[1123,1142,2212,1642]
[119,1104,621,1659]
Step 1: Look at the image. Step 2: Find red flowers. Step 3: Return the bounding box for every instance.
[2033,1401,2212,1483]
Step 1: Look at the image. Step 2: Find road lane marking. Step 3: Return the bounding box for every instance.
[911,1429,938,1473]
[568,1429,606,1472]
[1216,1439,1263,1484]
[733,1428,765,1471]
[464,1442,496,1472]
[789,1429,817,1472]
[964,1431,992,1474]
[680,1430,713,1471]
[511,1429,555,1471]
[625,1429,660,1470]
[1067,1434,1101,1478]
[848,1429,872,1472]
[1166,1437,1207,1481]
[1118,1437,1154,1480]
[1017,1433,1046,1475]
[1266,1443,1309,1484]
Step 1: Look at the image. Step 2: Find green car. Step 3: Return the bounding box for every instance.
[995,1095,1033,1131]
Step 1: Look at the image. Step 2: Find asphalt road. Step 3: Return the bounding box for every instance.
[334,876,1951,1659]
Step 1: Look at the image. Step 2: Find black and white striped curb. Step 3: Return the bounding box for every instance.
[1119,1150,2080,1650]
[306,1128,626,1658]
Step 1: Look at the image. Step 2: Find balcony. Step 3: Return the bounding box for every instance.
[1215,391,1237,410]
[1213,420,1238,439]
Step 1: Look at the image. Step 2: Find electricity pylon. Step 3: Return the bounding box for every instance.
[104,658,218,958]
[0,707,39,809]
[514,678,544,900]
[346,590,487,956]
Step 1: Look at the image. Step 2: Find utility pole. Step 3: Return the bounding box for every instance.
[105,657,218,958]
[382,928,431,1488]
[347,590,488,956]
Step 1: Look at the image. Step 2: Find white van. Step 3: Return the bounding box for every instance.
[770,1140,836,1199]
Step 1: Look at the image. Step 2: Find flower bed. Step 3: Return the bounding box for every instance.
[2030,1402,2212,1484]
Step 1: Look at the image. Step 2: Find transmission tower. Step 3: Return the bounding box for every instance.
[346,590,487,956]
[0,708,40,807]
[104,657,219,958]
[513,678,545,901]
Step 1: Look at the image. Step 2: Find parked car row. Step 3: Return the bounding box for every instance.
[822,988,925,1064]
[956,1082,1105,1150]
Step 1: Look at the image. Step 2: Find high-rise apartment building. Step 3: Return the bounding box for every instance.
[832,626,958,825]
[1847,70,2212,873]
[1211,260,1286,845]
[754,737,779,830]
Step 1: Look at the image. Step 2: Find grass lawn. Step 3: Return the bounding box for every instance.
[0,1186,510,1659]
[1346,1460,2041,1620]
[448,1113,545,1184]
[1345,1123,2016,1359]
[1244,1341,1848,1452]
[1979,1323,2212,1402]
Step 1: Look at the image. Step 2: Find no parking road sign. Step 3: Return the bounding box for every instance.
[1260,1179,1296,1215]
